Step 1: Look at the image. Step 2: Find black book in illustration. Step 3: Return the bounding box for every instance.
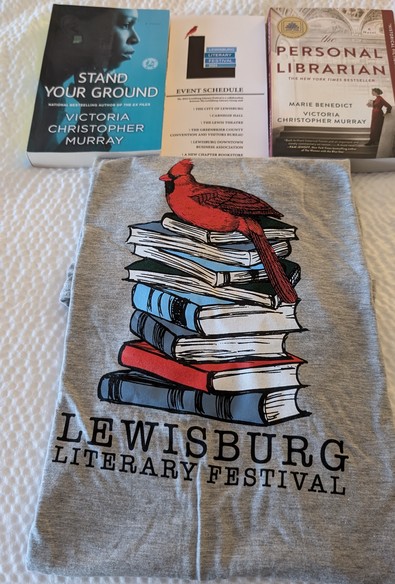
[125,258,301,308]
[132,245,295,287]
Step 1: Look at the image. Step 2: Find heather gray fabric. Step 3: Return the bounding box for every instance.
[26,156,395,582]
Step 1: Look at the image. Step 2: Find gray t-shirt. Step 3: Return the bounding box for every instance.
[27,156,395,582]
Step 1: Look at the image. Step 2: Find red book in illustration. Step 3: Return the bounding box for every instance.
[118,340,305,393]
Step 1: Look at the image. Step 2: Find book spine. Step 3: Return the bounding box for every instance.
[98,371,298,426]
[130,310,178,358]
[132,283,199,331]
[118,342,210,392]
[383,10,395,94]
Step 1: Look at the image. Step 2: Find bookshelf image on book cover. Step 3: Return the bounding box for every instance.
[98,159,309,426]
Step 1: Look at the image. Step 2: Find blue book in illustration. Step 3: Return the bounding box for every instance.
[131,283,301,336]
[98,369,309,426]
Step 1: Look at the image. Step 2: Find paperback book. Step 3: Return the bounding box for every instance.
[161,15,269,158]
[27,5,170,167]
[268,8,395,171]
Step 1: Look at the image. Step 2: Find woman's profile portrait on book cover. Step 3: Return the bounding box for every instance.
[27,5,170,166]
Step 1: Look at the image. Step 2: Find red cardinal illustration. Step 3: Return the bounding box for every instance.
[159,159,298,304]
[185,25,198,39]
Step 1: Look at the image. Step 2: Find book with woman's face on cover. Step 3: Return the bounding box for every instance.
[27,5,170,167]
[268,8,395,171]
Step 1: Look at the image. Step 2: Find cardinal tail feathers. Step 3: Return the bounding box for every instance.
[248,229,298,304]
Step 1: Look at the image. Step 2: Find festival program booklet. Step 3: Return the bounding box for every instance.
[161,15,269,159]
[268,8,395,172]
[27,5,170,167]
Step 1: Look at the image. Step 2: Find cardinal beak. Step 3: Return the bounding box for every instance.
[159,173,171,181]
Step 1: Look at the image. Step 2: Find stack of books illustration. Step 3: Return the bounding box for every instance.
[98,211,309,426]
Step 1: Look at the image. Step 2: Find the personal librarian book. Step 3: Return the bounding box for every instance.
[268,8,395,171]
